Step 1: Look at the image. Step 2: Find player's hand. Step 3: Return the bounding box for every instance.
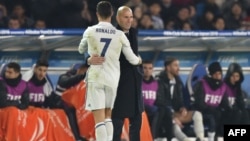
[180,107,188,117]
[88,54,105,65]
[173,117,183,128]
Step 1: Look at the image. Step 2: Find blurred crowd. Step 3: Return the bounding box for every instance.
[0,0,250,30]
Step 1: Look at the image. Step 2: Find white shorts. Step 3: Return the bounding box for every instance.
[85,82,117,111]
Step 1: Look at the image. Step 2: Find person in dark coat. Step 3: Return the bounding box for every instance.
[112,6,143,141]
[153,57,186,141]
[87,6,143,141]
[223,63,250,125]
[154,57,205,141]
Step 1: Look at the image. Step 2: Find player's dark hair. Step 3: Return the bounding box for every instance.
[164,57,178,67]
[7,62,21,73]
[142,60,153,65]
[96,1,113,19]
[36,59,49,67]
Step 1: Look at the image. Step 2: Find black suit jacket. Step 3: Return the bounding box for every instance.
[154,71,185,112]
[112,26,144,118]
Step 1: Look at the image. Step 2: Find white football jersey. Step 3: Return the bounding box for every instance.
[78,22,140,88]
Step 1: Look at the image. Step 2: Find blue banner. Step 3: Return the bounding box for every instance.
[0,29,84,36]
[1,29,250,37]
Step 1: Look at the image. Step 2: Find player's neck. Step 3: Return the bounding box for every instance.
[98,17,111,23]
[143,76,151,81]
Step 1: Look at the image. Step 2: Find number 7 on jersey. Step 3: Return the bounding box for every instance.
[100,38,112,57]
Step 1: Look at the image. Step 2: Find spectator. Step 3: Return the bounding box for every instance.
[148,1,164,30]
[8,16,21,29]
[80,0,95,27]
[189,4,198,29]
[126,0,148,13]
[213,16,226,31]
[61,0,88,28]
[54,63,88,141]
[221,0,250,16]
[48,0,89,28]
[214,0,224,9]
[132,6,143,20]
[0,62,29,110]
[3,0,31,16]
[224,2,245,30]
[142,60,158,136]
[138,13,154,29]
[241,8,250,30]
[160,0,177,26]
[30,0,58,27]
[197,10,215,30]
[174,6,192,30]
[22,59,53,108]
[223,63,250,125]
[182,21,192,30]
[132,17,138,29]
[11,3,33,28]
[193,62,229,141]
[204,0,221,16]
[165,19,175,30]
[34,19,46,29]
[154,57,205,141]
[0,3,8,28]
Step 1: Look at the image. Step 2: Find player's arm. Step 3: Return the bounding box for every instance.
[0,81,9,108]
[78,28,90,54]
[120,33,141,65]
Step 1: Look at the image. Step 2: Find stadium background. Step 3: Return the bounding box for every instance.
[0,0,250,105]
[0,0,250,108]
[1,30,250,109]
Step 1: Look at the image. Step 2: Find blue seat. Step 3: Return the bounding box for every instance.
[0,63,7,77]
[185,64,207,107]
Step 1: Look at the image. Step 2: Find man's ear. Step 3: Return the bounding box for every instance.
[165,65,170,72]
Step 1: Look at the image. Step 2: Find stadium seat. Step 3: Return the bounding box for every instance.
[0,63,7,77]
[185,63,207,107]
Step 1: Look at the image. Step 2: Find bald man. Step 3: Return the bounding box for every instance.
[112,6,143,141]
[87,6,144,141]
